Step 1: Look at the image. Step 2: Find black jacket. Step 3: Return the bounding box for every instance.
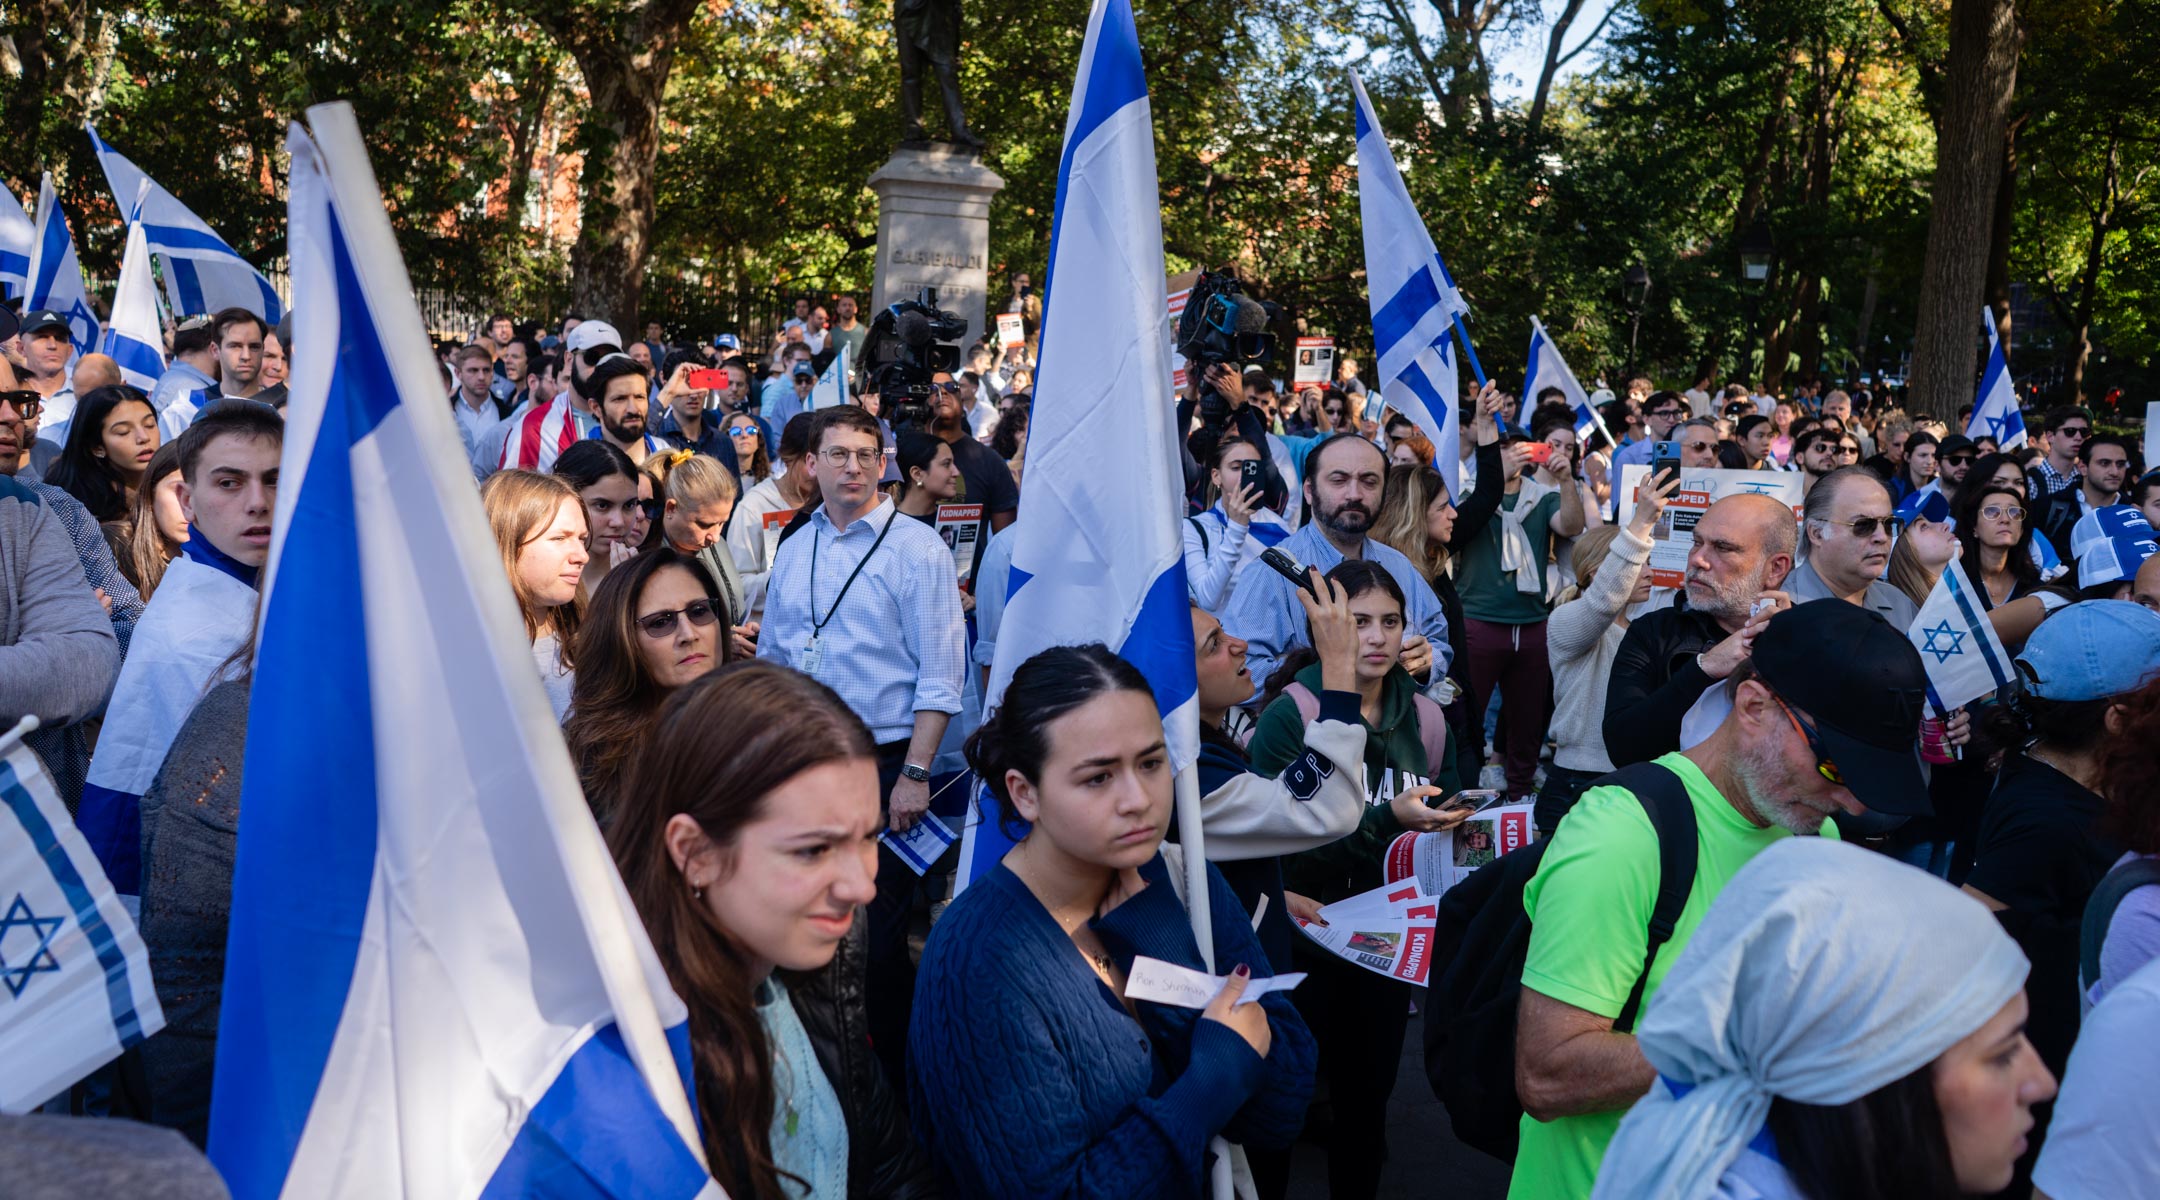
[780,921,940,1200]
[2032,481,2101,570]
[1601,591,1730,767]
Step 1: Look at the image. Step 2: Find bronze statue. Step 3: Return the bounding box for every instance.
[895,0,982,149]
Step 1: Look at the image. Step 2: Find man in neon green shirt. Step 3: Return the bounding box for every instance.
[1508,600,1933,1199]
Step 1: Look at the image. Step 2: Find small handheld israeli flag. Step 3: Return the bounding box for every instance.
[0,716,164,1113]
[1966,308,2026,451]
[1908,558,2016,714]
[809,339,851,411]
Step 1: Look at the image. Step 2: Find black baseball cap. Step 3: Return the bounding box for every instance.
[0,305,17,344]
[1936,434,1977,459]
[1749,599,1931,816]
[21,309,69,337]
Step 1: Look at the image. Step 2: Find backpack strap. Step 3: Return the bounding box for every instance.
[1411,691,1449,784]
[1607,761,1699,1034]
[2081,856,2160,995]
[1187,514,1211,557]
[1284,681,1320,727]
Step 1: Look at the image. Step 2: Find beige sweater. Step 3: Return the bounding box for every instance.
[1545,526,1653,773]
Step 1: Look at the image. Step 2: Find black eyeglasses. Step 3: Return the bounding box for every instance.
[1820,514,1905,539]
[0,390,42,419]
[1772,695,1843,786]
[1650,408,1682,420]
[637,598,721,640]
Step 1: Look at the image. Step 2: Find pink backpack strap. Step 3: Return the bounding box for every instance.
[1412,691,1450,782]
[1284,681,1321,727]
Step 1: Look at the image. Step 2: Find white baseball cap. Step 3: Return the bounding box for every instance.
[565,320,623,355]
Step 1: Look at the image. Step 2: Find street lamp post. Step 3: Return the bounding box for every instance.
[1623,262,1652,378]
[1738,219,1773,383]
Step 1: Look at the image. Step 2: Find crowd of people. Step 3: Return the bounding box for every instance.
[4,283,2159,1200]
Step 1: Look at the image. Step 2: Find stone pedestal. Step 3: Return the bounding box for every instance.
[868,145,1006,350]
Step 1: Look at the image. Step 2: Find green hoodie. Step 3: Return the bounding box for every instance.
[1247,660,1462,903]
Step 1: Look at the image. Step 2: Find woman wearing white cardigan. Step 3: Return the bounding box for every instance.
[1538,468,1676,834]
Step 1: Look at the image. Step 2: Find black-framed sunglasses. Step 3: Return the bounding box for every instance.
[637,498,665,519]
[1821,514,1905,539]
[1772,695,1844,786]
[0,390,42,419]
[1942,454,1975,467]
[636,598,721,640]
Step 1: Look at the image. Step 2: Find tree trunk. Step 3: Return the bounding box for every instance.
[1852,245,1883,377]
[520,0,702,330]
[4,0,94,186]
[1906,0,2020,422]
[2062,132,2119,402]
[1984,119,2020,353]
[501,54,558,237]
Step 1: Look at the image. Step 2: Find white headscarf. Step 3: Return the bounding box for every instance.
[1590,838,2028,1200]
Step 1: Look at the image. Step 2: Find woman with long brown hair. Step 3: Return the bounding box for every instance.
[609,662,935,1200]
[564,546,729,819]
[481,469,589,719]
[121,441,189,598]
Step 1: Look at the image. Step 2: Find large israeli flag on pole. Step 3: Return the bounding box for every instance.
[86,124,285,322]
[207,104,716,1200]
[976,0,1207,933]
[1966,308,2026,451]
[1521,316,1611,444]
[0,716,163,1113]
[1351,70,1470,499]
[25,174,102,358]
[101,202,168,390]
[1908,557,2015,714]
[0,187,33,300]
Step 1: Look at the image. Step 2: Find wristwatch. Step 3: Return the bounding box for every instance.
[900,763,931,783]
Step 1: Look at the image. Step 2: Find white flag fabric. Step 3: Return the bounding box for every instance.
[25,173,102,358]
[810,339,851,411]
[1351,70,1466,498]
[0,186,33,300]
[1521,316,1601,440]
[87,123,284,321]
[102,216,168,390]
[1908,557,2015,714]
[0,717,164,1113]
[971,0,1201,891]
[206,105,716,1200]
[1965,309,2026,451]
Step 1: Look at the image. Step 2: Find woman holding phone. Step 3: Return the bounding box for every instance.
[1247,559,1473,1200]
[1182,436,1284,618]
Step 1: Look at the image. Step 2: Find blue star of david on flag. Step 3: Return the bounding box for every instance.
[0,892,64,998]
[1919,620,1969,665]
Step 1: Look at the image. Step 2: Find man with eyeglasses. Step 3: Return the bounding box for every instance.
[757,403,964,1093]
[924,369,1018,532]
[1611,390,1687,470]
[1789,467,1935,628]
[2036,433,2132,564]
[1514,600,1929,1200]
[2031,406,2093,500]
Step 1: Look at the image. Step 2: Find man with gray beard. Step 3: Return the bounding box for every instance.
[1602,492,1796,766]
[1512,601,1931,1199]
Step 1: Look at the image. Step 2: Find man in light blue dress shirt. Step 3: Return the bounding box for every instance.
[1610,390,1688,470]
[1223,433,1449,700]
[756,402,965,1089]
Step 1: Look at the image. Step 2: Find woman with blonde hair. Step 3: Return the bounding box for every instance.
[481,469,590,718]
[121,441,189,598]
[640,449,749,645]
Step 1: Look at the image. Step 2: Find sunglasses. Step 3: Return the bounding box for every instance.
[637,598,721,640]
[1942,454,1974,467]
[1773,695,1843,786]
[727,424,760,437]
[637,498,664,519]
[0,390,42,419]
[1681,440,1716,453]
[1822,514,1904,539]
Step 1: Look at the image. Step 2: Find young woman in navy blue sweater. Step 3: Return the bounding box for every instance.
[909,644,1317,1198]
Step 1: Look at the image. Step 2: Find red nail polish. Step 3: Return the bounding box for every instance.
[1234,963,1250,977]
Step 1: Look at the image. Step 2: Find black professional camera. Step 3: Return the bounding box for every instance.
[1174,270,1277,425]
[860,287,968,432]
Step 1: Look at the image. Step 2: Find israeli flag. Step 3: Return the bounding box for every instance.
[0,717,164,1113]
[101,207,168,390]
[0,186,33,300]
[1521,316,1606,442]
[809,338,851,411]
[972,0,1200,891]
[208,105,715,1200]
[1908,557,2015,714]
[87,123,284,321]
[1966,308,2026,451]
[1351,70,1467,499]
[25,173,102,357]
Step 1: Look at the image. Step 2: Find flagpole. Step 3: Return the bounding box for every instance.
[1174,764,1213,969]
[0,714,40,761]
[1450,313,1487,389]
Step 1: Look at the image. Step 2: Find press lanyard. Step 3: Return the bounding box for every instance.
[802,502,897,672]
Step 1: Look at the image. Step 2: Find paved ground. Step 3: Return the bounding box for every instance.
[1284,1009,1515,1199]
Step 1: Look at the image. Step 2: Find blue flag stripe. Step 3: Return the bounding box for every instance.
[1942,566,2010,686]
[1372,269,1442,365]
[0,761,149,1045]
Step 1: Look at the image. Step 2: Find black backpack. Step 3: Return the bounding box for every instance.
[1420,761,1699,1162]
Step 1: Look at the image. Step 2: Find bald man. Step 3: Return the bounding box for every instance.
[1603,492,1797,765]
[70,353,123,397]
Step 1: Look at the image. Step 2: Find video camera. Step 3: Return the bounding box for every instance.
[861,287,968,432]
[1174,270,1277,426]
